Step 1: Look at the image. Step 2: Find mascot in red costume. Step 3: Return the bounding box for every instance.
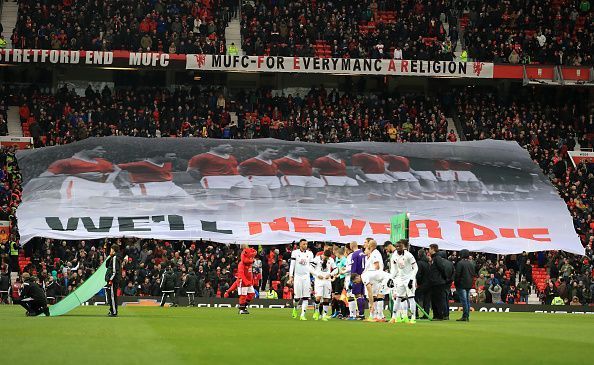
[224,246,258,314]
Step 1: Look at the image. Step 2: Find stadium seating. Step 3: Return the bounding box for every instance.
[462,0,593,65]
[532,265,551,293]
[240,0,457,60]
[14,85,449,144]
[10,0,236,54]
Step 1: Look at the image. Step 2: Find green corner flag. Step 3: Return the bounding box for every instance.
[390,212,409,242]
[47,261,107,317]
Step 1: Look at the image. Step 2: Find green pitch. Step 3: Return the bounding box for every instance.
[1,306,593,364]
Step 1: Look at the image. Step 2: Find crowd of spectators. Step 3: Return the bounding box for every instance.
[0,91,8,136]
[10,0,237,54]
[241,0,458,60]
[446,249,594,305]
[14,84,449,147]
[455,85,593,303]
[3,237,325,302]
[3,235,593,306]
[0,146,22,247]
[462,0,593,65]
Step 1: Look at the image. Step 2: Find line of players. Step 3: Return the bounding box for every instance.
[38,143,487,203]
[288,238,417,323]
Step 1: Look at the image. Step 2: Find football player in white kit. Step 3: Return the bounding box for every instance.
[288,239,314,321]
[310,248,336,321]
[361,239,390,322]
[344,241,357,319]
[389,240,418,324]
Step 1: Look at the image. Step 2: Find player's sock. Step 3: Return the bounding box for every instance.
[239,295,247,312]
[400,297,409,320]
[314,300,320,315]
[348,299,356,317]
[392,298,400,319]
[396,298,405,321]
[323,304,329,316]
[376,299,384,319]
[357,297,365,317]
[408,297,417,320]
[338,300,346,317]
[301,299,308,316]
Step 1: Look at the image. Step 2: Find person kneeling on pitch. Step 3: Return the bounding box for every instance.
[14,273,49,316]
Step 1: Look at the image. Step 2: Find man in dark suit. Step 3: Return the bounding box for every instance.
[428,244,447,320]
[455,249,476,321]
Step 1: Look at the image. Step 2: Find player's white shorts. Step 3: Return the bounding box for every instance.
[361,270,389,295]
[129,181,189,197]
[200,175,253,189]
[314,280,332,299]
[390,171,418,182]
[393,279,416,298]
[435,170,456,181]
[61,177,119,200]
[238,285,255,296]
[454,171,480,183]
[321,175,359,187]
[293,275,311,298]
[358,174,393,183]
[413,171,438,182]
[247,175,281,189]
[280,175,325,187]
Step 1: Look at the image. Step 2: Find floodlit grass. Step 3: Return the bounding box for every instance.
[1,305,593,364]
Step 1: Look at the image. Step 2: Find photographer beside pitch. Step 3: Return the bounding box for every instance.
[14,273,49,316]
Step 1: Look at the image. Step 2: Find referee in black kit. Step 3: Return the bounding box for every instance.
[105,245,120,317]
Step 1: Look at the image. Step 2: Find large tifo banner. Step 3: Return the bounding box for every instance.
[186,55,494,78]
[16,137,583,254]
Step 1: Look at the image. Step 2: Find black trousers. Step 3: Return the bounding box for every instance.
[15,298,48,316]
[174,287,181,305]
[106,283,118,315]
[416,287,431,318]
[443,284,451,318]
[430,285,446,319]
[160,291,175,306]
